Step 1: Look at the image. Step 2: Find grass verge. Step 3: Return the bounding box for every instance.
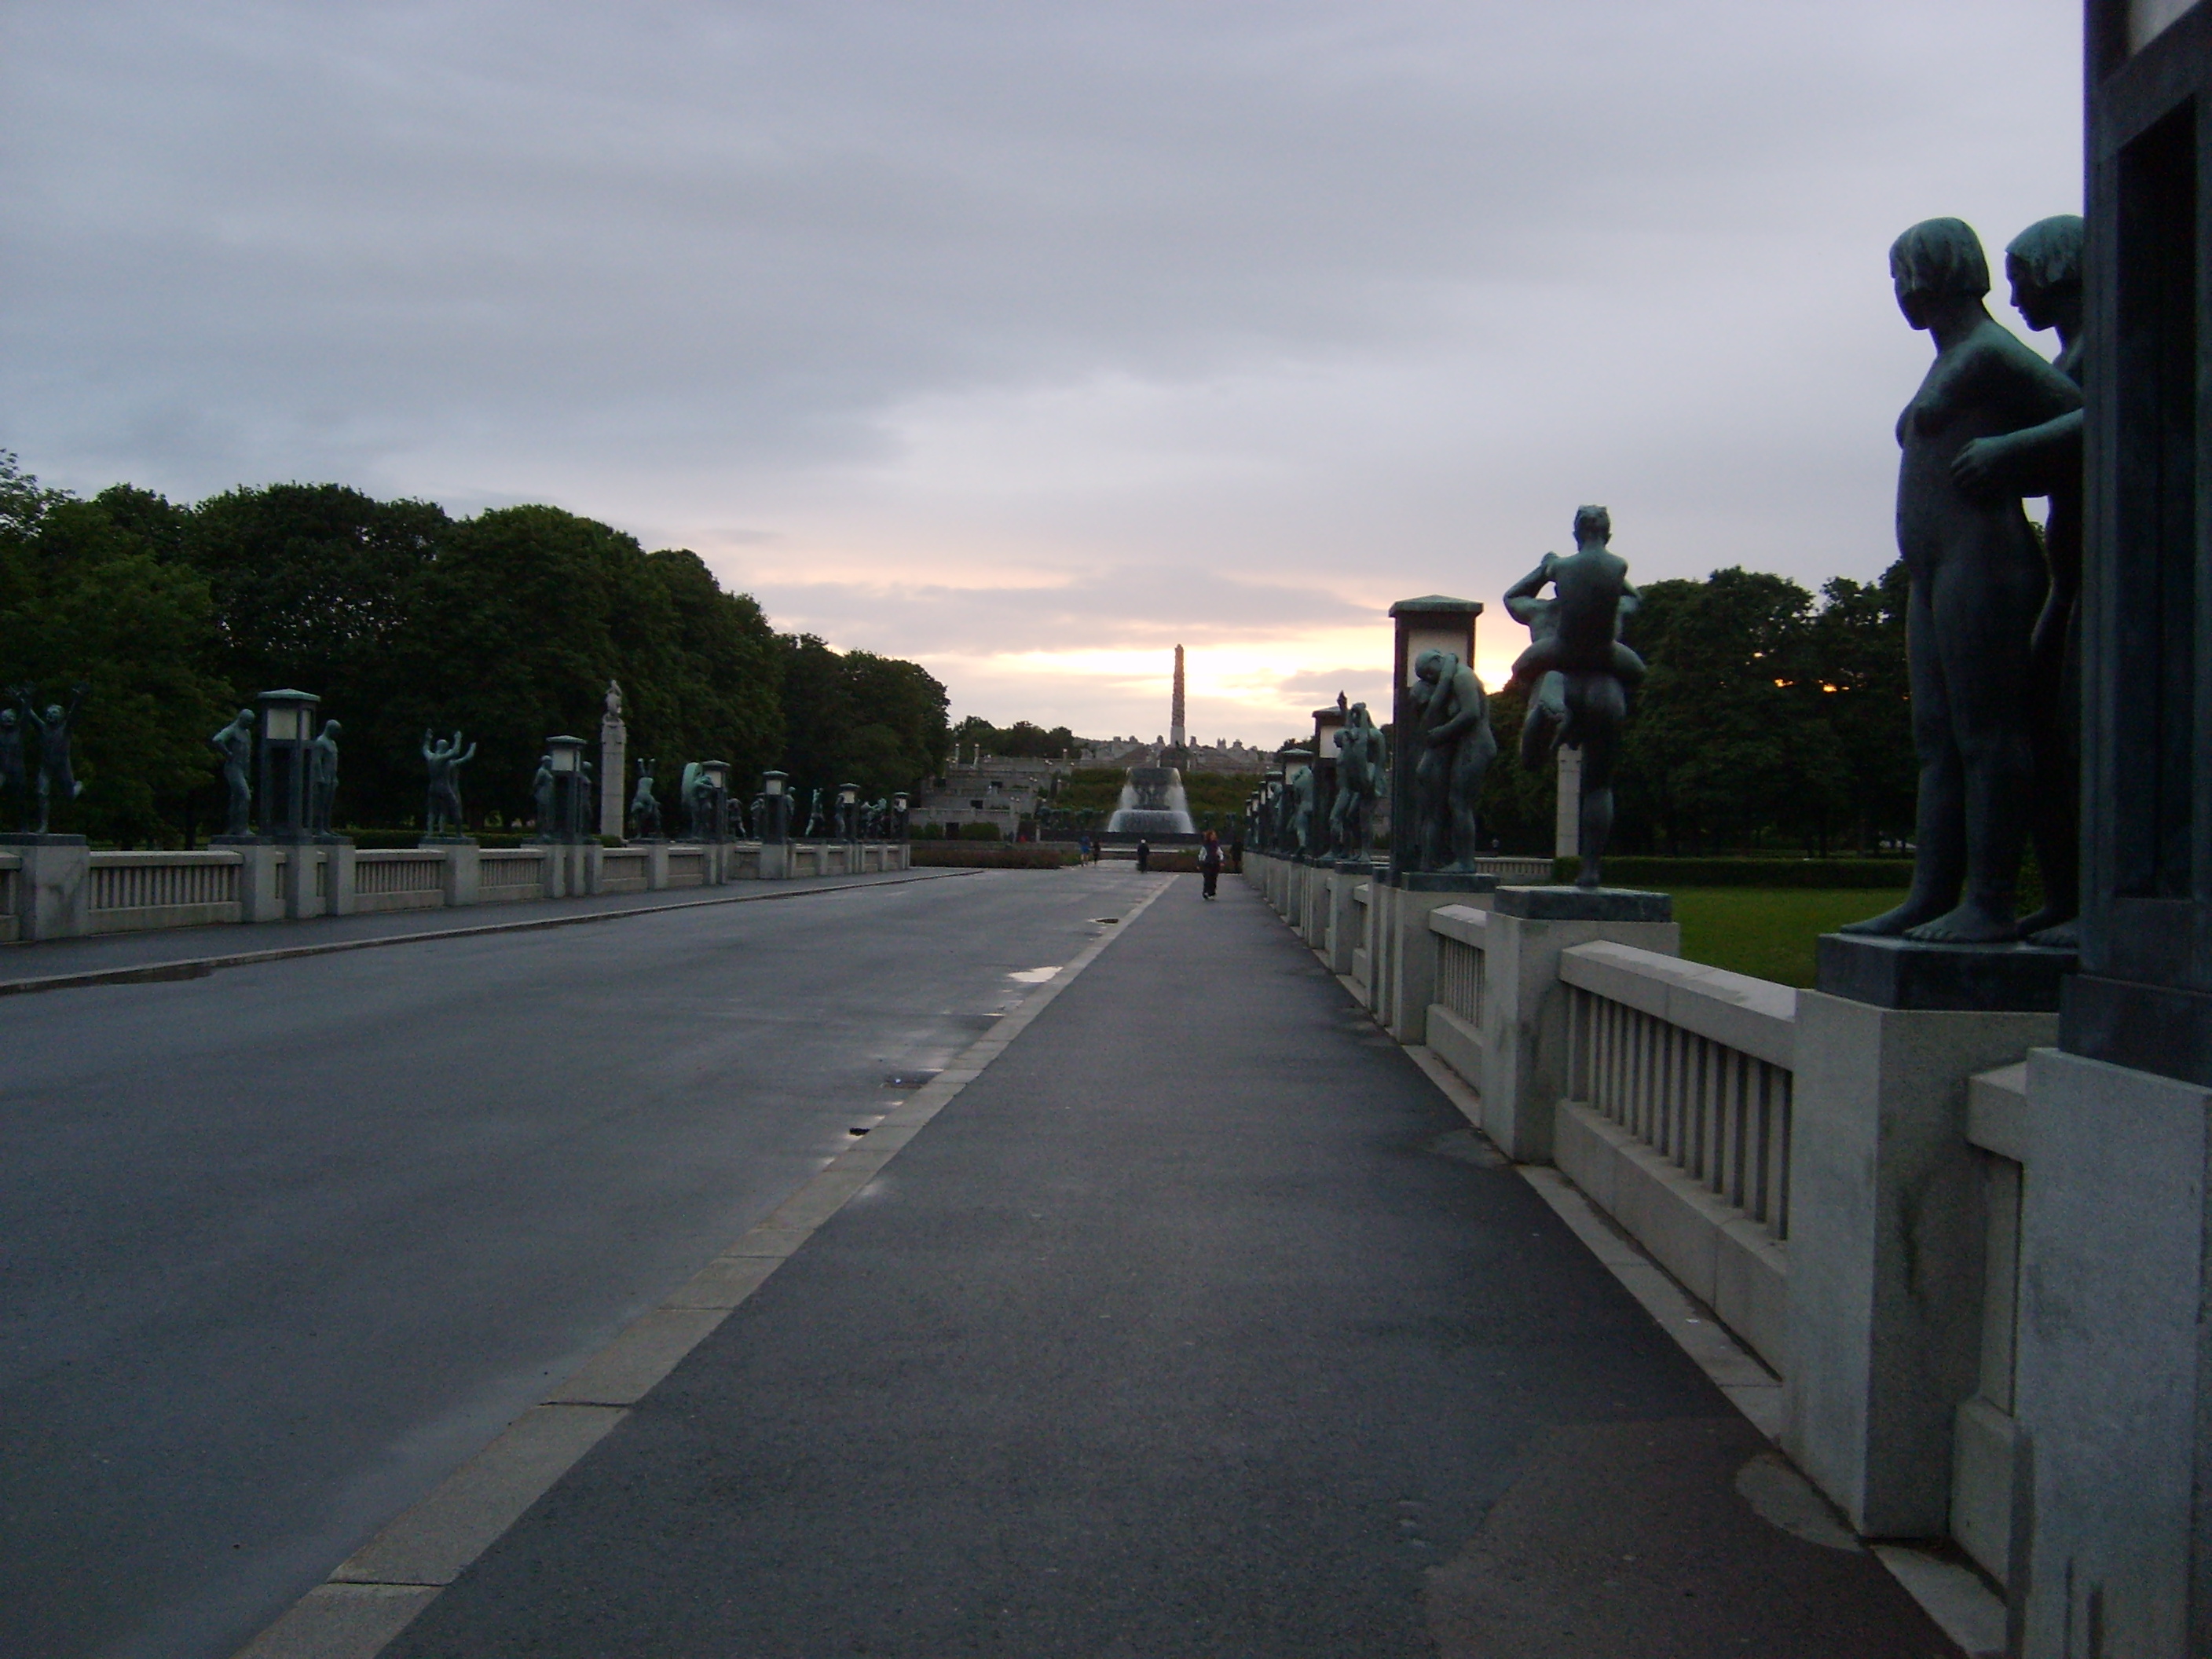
[1661,888,1906,988]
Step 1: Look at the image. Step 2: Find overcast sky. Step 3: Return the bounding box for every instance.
[2,2,2082,744]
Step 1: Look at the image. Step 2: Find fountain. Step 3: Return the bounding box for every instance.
[1107,765,1195,836]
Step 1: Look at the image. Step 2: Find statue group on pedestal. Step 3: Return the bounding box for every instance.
[1331,701,1383,859]
[1504,505,1644,889]
[1841,214,2085,945]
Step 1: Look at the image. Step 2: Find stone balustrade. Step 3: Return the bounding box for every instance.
[0,839,911,945]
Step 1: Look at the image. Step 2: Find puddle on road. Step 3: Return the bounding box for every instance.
[1007,966,1061,984]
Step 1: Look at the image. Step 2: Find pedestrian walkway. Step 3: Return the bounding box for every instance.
[327,874,1961,1657]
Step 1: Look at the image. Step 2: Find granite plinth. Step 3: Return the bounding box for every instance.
[1815,932,2076,1013]
[419,835,478,848]
[208,833,269,848]
[1493,884,1672,922]
[2060,972,2212,1086]
[0,833,87,846]
[1334,857,1375,874]
[1385,870,1498,894]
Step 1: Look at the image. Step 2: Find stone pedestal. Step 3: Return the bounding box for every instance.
[599,712,627,840]
[1328,860,1372,976]
[1477,887,1678,1162]
[0,834,89,941]
[1782,991,2056,1538]
[1555,745,1582,860]
[1375,872,1499,1044]
[645,840,673,888]
[2009,1047,2212,1657]
[280,842,324,920]
[1816,932,2076,1013]
[326,841,358,916]
[433,840,479,907]
[213,838,284,924]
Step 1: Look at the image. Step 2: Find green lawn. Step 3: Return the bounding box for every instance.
[1659,888,1907,988]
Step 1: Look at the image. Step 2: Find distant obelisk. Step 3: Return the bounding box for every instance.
[1170,644,1187,749]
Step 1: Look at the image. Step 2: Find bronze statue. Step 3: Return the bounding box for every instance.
[14,684,87,835]
[211,708,255,837]
[1287,764,1318,855]
[531,753,555,832]
[1843,218,2082,943]
[632,759,663,839]
[1950,214,2085,945]
[1411,650,1497,873]
[424,730,476,837]
[0,705,24,831]
[1503,529,1640,771]
[308,720,342,837]
[1506,507,1643,888]
[1331,701,1384,857]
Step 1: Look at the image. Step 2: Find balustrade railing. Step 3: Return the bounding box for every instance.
[353,852,445,895]
[1560,943,1796,1242]
[88,853,240,914]
[479,851,544,888]
[1435,934,1482,1027]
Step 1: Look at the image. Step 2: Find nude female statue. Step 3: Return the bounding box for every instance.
[1842,218,2083,943]
[1950,214,2085,944]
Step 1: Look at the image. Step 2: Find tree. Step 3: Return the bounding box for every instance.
[0,456,233,843]
[950,716,1079,759]
[1614,568,1852,855]
[780,635,949,804]
[187,483,450,823]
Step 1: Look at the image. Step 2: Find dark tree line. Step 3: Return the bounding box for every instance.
[1478,562,1914,856]
[0,454,949,843]
[949,716,1080,760]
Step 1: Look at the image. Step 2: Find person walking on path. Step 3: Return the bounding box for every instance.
[1136,837,1150,873]
[1199,830,1223,900]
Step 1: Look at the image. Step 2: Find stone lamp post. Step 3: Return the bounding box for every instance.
[701,760,731,841]
[891,790,909,839]
[256,689,319,842]
[545,736,588,842]
[760,771,790,844]
[1311,701,1348,858]
[837,782,859,843]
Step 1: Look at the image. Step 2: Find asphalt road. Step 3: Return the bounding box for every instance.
[0,866,1162,1659]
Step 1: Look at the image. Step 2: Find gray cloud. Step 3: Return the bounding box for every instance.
[0,1,2081,738]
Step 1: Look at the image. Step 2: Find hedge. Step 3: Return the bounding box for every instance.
[1552,856,1916,889]
[909,844,1079,869]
